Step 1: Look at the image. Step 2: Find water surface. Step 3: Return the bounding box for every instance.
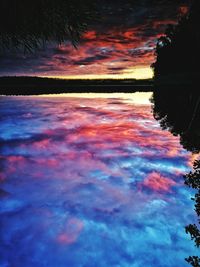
[0,93,197,267]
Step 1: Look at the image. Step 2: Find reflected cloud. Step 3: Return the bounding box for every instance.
[142,172,176,192]
[57,217,84,245]
[0,94,197,267]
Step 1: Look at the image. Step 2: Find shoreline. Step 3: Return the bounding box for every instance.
[0,85,153,95]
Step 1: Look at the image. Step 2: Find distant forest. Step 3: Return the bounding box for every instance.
[0,76,153,95]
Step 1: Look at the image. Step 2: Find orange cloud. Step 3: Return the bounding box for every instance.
[38,27,159,78]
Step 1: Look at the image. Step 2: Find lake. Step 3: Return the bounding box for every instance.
[0,92,198,267]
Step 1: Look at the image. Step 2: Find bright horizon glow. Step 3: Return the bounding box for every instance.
[34,92,153,105]
[43,66,153,80]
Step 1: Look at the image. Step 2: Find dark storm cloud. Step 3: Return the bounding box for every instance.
[128,48,153,57]
[93,0,190,30]
[73,54,110,66]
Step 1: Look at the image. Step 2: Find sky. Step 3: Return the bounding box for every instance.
[0,0,190,79]
[0,93,198,267]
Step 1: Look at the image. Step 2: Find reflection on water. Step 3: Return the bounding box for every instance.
[152,90,200,154]
[0,93,198,267]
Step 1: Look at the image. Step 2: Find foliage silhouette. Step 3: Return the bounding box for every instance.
[152,89,200,266]
[152,4,200,263]
[152,0,200,82]
[152,88,200,266]
[184,160,200,267]
[152,90,200,153]
[186,256,200,267]
[0,0,96,52]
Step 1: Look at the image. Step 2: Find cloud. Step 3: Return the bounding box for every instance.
[57,217,84,245]
[141,171,176,192]
[0,95,197,266]
[73,54,110,65]
[0,1,190,77]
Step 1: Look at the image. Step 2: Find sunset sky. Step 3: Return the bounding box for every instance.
[0,0,190,79]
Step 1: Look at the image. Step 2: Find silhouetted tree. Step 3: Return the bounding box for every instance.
[152,0,200,81]
[186,256,200,267]
[152,89,200,266]
[184,160,200,266]
[0,0,96,52]
[152,90,200,153]
[152,90,200,265]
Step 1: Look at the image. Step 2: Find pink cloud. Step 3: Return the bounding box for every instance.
[142,172,176,193]
[57,218,84,245]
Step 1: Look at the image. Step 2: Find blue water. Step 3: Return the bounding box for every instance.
[0,94,198,267]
